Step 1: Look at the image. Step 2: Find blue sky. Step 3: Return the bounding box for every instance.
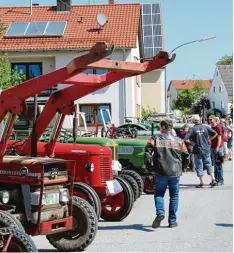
[0,0,233,84]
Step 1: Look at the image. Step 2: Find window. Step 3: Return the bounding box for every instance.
[12,62,57,97]
[212,101,215,108]
[213,87,216,93]
[83,69,108,75]
[79,103,111,126]
[219,86,222,93]
[221,101,225,109]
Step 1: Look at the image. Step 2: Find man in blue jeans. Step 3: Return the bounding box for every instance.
[144,120,190,229]
[184,115,217,187]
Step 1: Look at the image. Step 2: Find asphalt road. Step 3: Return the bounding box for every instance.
[35,161,233,252]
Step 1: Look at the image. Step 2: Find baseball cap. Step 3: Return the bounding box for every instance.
[192,115,200,122]
[208,115,216,120]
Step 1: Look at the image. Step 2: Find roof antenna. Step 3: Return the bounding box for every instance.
[30,0,32,15]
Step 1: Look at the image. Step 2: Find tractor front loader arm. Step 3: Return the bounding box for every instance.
[21,51,176,157]
[0,42,114,159]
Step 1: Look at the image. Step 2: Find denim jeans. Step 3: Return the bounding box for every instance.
[154,175,180,225]
[211,149,224,183]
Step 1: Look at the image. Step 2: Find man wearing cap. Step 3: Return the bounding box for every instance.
[184,115,217,187]
[208,115,224,185]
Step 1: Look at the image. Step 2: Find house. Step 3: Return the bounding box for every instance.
[167,79,212,112]
[0,0,143,129]
[209,65,233,116]
[0,1,166,129]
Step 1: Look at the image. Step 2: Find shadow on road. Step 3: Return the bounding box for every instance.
[98,223,155,232]
[216,223,233,227]
[39,250,58,252]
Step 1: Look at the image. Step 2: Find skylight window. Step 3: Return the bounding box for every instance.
[5,21,67,37]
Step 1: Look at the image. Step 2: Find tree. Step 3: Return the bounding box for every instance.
[193,80,205,97]
[141,107,159,119]
[216,55,233,65]
[173,89,196,113]
[230,100,233,119]
[0,54,25,90]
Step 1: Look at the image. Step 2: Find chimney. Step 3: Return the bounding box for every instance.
[108,0,114,4]
[57,0,72,12]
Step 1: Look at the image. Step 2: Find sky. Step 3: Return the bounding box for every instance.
[0,0,233,85]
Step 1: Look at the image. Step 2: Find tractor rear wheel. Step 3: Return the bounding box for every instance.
[120,170,144,197]
[0,227,37,252]
[119,174,139,201]
[0,211,24,231]
[101,176,134,221]
[46,196,98,252]
[73,182,101,220]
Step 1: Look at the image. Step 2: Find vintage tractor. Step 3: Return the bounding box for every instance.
[0,42,118,251]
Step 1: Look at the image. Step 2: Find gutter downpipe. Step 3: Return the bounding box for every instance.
[122,49,127,123]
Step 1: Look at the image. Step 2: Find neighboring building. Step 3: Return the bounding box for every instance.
[209,65,233,116]
[140,3,166,113]
[167,79,212,112]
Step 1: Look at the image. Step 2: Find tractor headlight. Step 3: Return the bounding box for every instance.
[85,163,94,172]
[0,191,10,204]
[59,189,69,203]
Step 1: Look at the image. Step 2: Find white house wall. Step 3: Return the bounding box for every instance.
[4,48,138,127]
[209,67,229,115]
[169,84,178,111]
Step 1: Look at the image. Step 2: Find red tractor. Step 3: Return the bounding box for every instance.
[7,50,176,223]
[0,42,114,252]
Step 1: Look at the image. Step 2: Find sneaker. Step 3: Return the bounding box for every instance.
[196,184,204,188]
[169,222,178,228]
[210,180,217,187]
[152,214,165,229]
[217,181,224,186]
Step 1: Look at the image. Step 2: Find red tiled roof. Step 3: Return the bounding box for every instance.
[171,80,212,90]
[0,4,140,51]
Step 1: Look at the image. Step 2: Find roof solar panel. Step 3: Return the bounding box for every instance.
[44,22,67,36]
[141,3,163,58]
[5,22,29,37]
[5,21,67,37]
[25,22,48,36]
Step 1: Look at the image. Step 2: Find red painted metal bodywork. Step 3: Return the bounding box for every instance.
[15,50,175,203]
[0,42,113,236]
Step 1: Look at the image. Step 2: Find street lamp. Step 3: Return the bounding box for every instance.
[169,36,216,55]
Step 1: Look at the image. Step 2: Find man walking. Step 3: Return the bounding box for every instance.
[208,115,224,185]
[184,115,217,188]
[144,120,190,229]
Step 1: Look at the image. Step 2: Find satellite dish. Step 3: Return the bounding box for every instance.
[97,13,108,27]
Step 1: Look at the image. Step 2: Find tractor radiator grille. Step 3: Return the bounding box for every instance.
[100,157,112,183]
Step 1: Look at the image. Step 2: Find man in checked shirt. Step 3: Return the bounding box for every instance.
[144,119,189,229]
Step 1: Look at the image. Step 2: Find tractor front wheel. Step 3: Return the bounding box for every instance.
[120,169,144,197]
[0,211,24,231]
[0,228,37,252]
[101,176,134,221]
[119,174,139,201]
[73,182,101,220]
[46,196,98,252]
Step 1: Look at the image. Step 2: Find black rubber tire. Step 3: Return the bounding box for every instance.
[46,196,98,252]
[0,227,37,252]
[0,211,24,231]
[120,174,140,201]
[120,170,144,197]
[101,175,134,221]
[73,182,102,220]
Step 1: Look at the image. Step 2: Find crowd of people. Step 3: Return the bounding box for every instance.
[144,115,233,229]
[181,115,233,187]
